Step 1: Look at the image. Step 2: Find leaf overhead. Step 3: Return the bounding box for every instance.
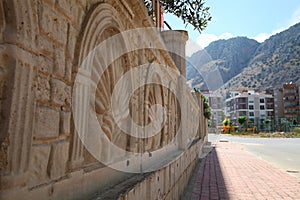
[144,0,212,32]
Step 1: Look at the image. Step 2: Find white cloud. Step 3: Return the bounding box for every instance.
[289,5,300,26]
[185,39,203,57]
[251,33,271,43]
[252,5,300,43]
[185,32,235,56]
[186,5,300,55]
[196,32,235,48]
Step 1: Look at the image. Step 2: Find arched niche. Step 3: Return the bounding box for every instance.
[69,2,132,170]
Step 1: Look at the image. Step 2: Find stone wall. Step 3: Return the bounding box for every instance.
[116,138,203,200]
[0,0,208,199]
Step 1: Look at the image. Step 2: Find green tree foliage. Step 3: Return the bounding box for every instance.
[223,117,230,126]
[201,95,211,119]
[144,0,212,32]
[194,88,200,92]
[238,116,246,127]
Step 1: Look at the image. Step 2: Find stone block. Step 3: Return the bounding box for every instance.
[38,55,53,74]
[41,0,55,8]
[48,141,69,180]
[76,0,87,9]
[56,0,71,15]
[28,144,51,187]
[38,35,53,58]
[60,111,71,135]
[56,0,82,25]
[39,4,67,45]
[64,60,73,82]
[35,75,50,102]
[50,78,71,106]
[66,25,77,61]
[53,47,65,78]
[34,106,60,139]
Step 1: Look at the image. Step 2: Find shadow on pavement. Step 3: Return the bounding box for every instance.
[182,147,229,200]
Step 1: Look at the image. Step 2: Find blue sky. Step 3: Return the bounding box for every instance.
[164,0,300,56]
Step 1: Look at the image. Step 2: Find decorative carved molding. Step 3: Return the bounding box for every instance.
[0,2,5,43]
[8,59,35,174]
[119,0,134,19]
[69,3,127,169]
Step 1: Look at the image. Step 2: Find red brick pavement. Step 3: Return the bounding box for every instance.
[191,142,300,200]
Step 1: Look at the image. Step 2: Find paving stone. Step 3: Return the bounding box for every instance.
[184,141,300,200]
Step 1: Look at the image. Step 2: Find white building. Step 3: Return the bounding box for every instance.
[202,92,224,127]
[225,90,274,130]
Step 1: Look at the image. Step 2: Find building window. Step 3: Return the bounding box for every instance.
[249,105,254,110]
[260,105,265,110]
[249,112,254,117]
[260,98,265,103]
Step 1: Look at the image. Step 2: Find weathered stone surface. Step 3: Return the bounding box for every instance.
[39,4,68,45]
[53,47,65,78]
[38,35,54,58]
[28,144,51,187]
[0,137,8,174]
[50,78,71,105]
[34,106,60,139]
[64,60,73,82]
[38,55,53,74]
[60,111,71,135]
[56,0,85,27]
[48,141,69,180]
[66,25,77,61]
[35,75,50,102]
[0,1,208,200]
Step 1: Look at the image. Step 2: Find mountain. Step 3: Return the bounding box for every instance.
[187,22,300,91]
[187,37,260,90]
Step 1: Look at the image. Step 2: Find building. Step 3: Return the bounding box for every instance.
[274,88,284,119]
[202,91,224,127]
[225,90,274,130]
[282,83,300,121]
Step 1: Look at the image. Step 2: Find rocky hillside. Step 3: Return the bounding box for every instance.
[187,22,300,91]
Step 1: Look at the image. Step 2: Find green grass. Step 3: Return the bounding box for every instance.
[292,127,300,134]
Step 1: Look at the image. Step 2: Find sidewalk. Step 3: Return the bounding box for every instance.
[183,141,300,200]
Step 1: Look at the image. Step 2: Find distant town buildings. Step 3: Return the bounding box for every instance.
[223,83,300,131]
[199,83,300,131]
[282,83,300,119]
[202,91,224,127]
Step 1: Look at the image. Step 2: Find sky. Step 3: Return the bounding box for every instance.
[164,0,300,56]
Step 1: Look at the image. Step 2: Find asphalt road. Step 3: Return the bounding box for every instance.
[208,134,300,180]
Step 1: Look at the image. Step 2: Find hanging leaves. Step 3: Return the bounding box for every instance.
[144,0,212,32]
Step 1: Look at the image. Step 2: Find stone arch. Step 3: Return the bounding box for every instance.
[69,2,131,169]
[73,3,127,72]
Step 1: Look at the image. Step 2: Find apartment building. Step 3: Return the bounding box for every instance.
[225,90,274,130]
[202,91,224,127]
[273,88,284,119]
[282,83,300,121]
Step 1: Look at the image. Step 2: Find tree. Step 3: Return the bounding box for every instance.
[264,119,271,132]
[222,117,230,133]
[238,116,247,131]
[144,0,212,32]
[201,95,211,119]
